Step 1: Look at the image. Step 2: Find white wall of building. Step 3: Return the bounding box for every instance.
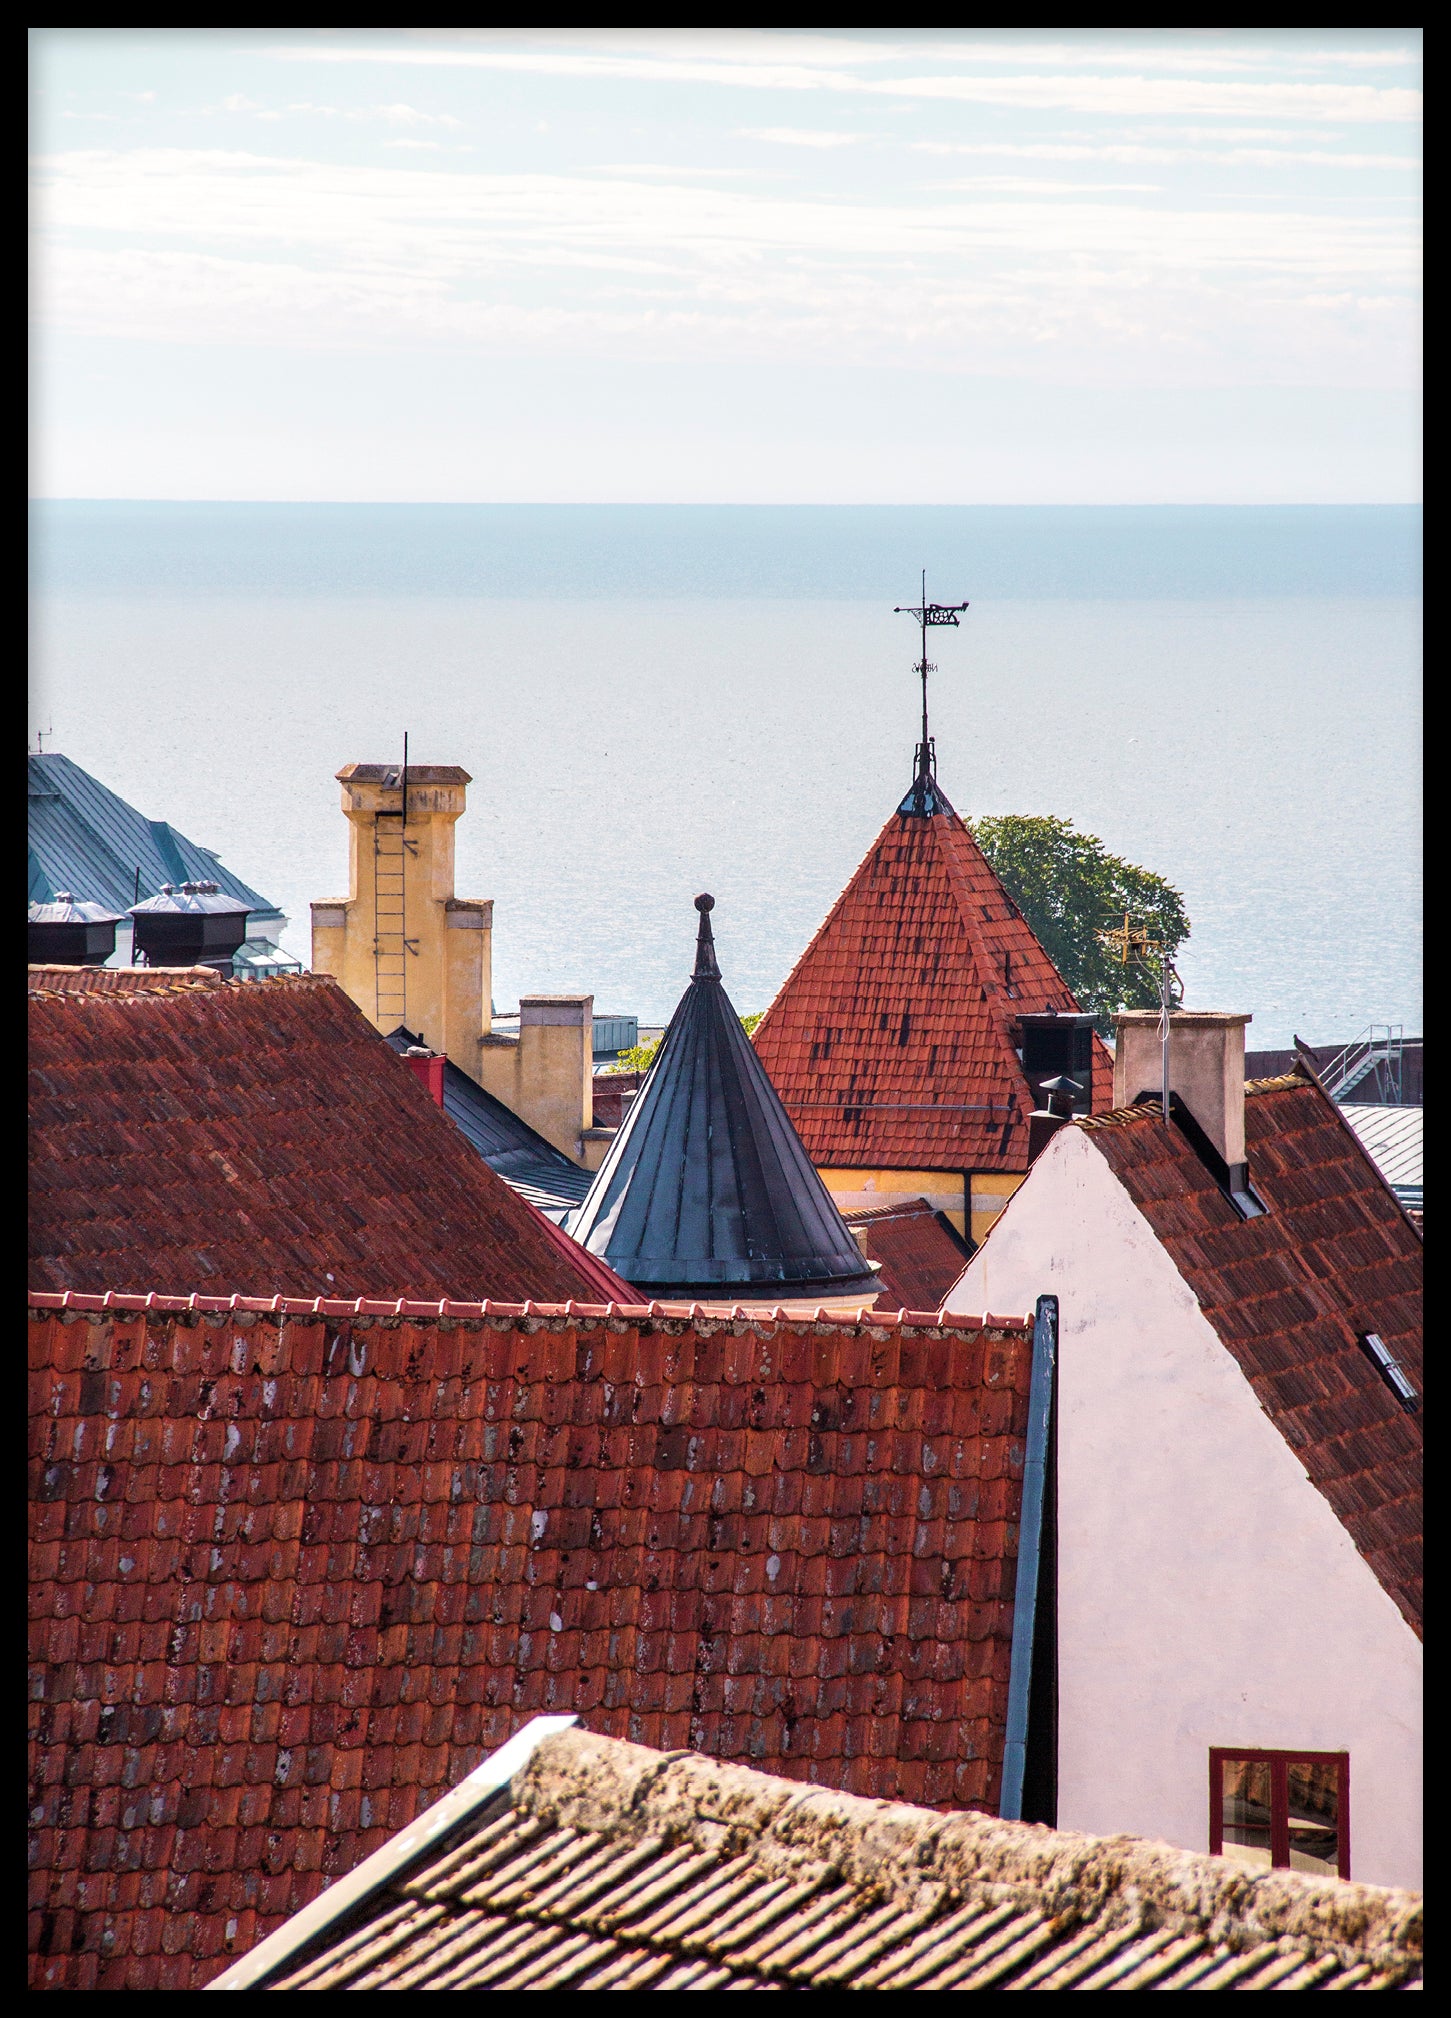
[946,1127,1421,1890]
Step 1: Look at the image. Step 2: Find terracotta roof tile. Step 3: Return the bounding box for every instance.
[29,1295,1031,1989]
[752,809,1111,1170]
[1083,1078,1421,1632]
[841,1197,972,1310]
[28,975,632,1306]
[29,964,226,995]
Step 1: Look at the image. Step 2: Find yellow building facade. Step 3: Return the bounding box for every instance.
[310,762,605,1165]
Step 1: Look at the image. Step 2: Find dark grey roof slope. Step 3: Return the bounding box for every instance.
[384,1028,591,1224]
[221,1725,1424,1993]
[27,751,282,923]
[570,897,877,1298]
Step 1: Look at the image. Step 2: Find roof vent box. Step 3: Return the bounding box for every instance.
[28,894,123,967]
[128,883,251,974]
[1016,1012,1096,1113]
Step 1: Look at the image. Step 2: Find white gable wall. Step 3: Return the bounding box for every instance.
[947,1126,1421,1889]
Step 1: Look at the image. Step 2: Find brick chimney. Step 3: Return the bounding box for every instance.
[403,1044,445,1107]
[1114,1010,1262,1213]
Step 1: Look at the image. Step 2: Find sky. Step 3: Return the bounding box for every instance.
[30,28,1421,503]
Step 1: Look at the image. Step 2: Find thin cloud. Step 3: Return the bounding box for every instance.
[393,29,1417,76]
[741,127,875,148]
[930,177,1163,193]
[913,140,1417,169]
[209,95,464,128]
[255,45,1421,124]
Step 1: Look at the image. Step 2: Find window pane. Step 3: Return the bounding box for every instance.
[1287,1760,1340,1877]
[1220,1759,1272,1868]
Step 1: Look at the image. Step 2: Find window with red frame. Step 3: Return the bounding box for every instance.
[1210,1750,1350,1881]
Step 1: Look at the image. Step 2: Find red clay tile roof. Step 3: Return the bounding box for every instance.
[842,1198,973,1313]
[28,1293,1032,1990]
[751,809,1112,1172]
[1082,1073,1422,1633]
[28,964,224,995]
[28,974,633,1307]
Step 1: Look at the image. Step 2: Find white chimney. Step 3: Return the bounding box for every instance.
[1113,1010,1253,1176]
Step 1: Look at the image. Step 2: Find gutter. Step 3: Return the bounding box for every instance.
[205,1713,578,1991]
[998,1294,1057,1823]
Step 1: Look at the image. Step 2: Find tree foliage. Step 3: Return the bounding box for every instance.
[969,814,1190,1029]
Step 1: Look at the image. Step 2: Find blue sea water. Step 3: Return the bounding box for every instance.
[29,504,1421,1048]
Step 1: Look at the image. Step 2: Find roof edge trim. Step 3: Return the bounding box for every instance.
[26,1289,1030,1335]
[204,1714,578,1991]
[1000,1293,1057,1820]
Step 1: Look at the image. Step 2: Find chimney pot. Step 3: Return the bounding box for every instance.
[404,1051,446,1107]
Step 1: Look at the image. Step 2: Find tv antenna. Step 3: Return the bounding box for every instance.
[894,572,969,815]
[1100,912,1182,1126]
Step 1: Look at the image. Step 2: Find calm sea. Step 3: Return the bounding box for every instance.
[29,504,1421,1048]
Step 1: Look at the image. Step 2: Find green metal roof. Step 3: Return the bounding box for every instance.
[27,752,283,926]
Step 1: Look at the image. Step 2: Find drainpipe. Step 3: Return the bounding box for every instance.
[999,1293,1057,1823]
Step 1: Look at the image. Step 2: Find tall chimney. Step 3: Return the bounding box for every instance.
[310,764,493,1080]
[1114,1010,1260,1209]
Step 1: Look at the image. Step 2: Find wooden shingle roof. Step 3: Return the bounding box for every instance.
[28,1293,1033,1989]
[751,808,1112,1172]
[228,1726,1423,1992]
[1082,1073,1422,1633]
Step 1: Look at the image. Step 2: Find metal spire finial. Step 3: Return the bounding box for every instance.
[894,571,969,816]
[693,892,720,979]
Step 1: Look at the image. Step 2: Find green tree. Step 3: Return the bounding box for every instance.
[969,815,1190,1030]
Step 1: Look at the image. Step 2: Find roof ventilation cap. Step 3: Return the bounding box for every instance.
[1361,1332,1418,1410]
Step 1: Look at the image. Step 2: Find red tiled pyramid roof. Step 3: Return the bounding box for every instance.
[752,809,1112,1171]
[28,974,633,1306]
[842,1198,973,1313]
[28,1294,1032,1989]
[1083,1073,1422,1633]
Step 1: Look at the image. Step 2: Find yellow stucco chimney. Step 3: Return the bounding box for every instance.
[310,763,493,1076]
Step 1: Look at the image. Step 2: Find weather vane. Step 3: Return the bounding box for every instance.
[1099,911,1183,1125]
[894,571,969,815]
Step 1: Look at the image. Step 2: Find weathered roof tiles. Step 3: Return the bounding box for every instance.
[226,1725,1425,1992]
[29,1295,1033,1989]
[751,808,1112,1172]
[28,972,632,1306]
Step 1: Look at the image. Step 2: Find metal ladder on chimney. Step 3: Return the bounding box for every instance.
[371,809,414,1030]
[1319,1024,1405,1104]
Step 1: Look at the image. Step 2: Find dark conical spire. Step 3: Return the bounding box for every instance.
[693,892,720,978]
[571,896,879,1301]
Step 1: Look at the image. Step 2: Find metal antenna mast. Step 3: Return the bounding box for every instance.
[894,571,969,815]
[1100,912,1182,1126]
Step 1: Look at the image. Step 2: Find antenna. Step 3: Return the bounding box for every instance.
[894,571,969,815]
[402,731,409,826]
[1099,912,1182,1127]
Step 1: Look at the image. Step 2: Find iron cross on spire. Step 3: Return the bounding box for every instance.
[894,571,969,816]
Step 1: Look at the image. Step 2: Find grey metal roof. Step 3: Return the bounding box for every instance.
[27,752,283,925]
[384,1028,592,1224]
[1341,1104,1423,1211]
[569,897,877,1297]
